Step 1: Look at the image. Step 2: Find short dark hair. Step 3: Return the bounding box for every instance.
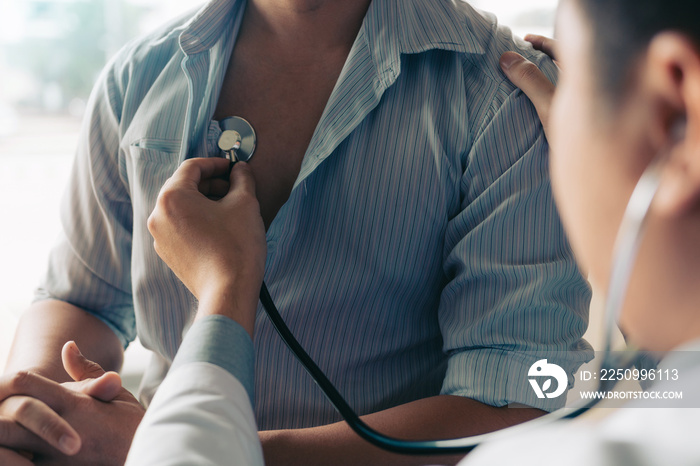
[575,0,700,102]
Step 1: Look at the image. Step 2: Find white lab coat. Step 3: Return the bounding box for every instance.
[126,361,264,466]
[461,344,700,466]
[127,325,700,465]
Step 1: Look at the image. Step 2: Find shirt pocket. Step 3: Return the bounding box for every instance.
[126,144,180,280]
[126,143,195,353]
[126,143,179,255]
[130,138,182,154]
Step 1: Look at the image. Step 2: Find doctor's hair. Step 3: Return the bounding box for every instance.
[575,0,700,103]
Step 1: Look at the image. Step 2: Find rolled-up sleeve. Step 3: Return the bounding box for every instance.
[34,59,136,348]
[439,72,593,411]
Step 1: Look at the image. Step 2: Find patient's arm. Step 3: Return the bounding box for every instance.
[0,300,144,464]
[259,396,545,466]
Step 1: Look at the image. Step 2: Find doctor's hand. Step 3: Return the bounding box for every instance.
[0,342,144,465]
[500,34,558,140]
[148,158,266,336]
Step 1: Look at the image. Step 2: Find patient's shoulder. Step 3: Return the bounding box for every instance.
[455,2,558,90]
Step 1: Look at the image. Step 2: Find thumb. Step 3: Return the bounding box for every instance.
[62,341,123,401]
[80,372,123,402]
[62,341,107,381]
[500,52,555,131]
[227,161,257,197]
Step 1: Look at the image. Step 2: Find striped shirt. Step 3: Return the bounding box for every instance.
[36,0,593,428]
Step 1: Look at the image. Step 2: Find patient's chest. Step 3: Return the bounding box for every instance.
[213,53,344,230]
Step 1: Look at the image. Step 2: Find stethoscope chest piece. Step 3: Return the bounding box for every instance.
[218,116,257,162]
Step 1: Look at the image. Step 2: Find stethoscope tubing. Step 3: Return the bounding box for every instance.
[259,282,640,454]
[255,157,665,455]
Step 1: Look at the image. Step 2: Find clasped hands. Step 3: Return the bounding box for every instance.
[0,342,143,465]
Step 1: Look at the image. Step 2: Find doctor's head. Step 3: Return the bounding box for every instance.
[549,0,700,351]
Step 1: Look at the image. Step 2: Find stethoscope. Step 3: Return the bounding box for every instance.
[218,116,257,162]
[217,116,664,455]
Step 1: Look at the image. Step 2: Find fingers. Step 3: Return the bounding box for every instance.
[199,177,231,199]
[169,157,232,191]
[75,372,123,402]
[227,162,257,198]
[0,371,82,455]
[0,418,48,454]
[160,158,251,202]
[0,372,68,409]
[61,341,106,382]
[60,342,122,401]
[499,52,556,128]
[0,446,34,466]
[524,34,557,60]
[0,397,80,456]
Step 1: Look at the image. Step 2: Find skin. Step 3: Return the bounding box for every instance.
[147,159,267,337]
[2,303,141,465]
[135,3,700,464]
[153,2,548,463]
[0,340,140,464]
[1,1,549,464]
[212,0,373,230]
[500,0,700,353]
[147,159,546,466]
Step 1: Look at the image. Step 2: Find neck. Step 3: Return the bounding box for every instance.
[242,0,371,57]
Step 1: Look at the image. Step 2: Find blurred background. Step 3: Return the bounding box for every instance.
[0,0,197,391]
[0,0,562,393]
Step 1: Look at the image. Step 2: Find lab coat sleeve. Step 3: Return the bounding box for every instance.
[457,421,599,466]
[125,316,263,466]
[439,51,593,412]
[459,403,700,466]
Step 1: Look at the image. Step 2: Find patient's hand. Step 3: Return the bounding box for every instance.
[500,34,558,140]
[0,342,144,465]
[55,342,144,465]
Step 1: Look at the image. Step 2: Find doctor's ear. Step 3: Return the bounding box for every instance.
[643,33,700,217]
[655,133,700,217]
